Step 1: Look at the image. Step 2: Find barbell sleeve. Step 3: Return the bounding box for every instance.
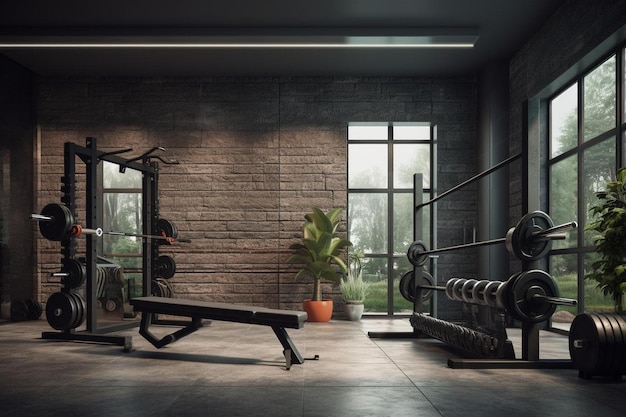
[530,221,578,240]
[532,294,578,307]
[30,213,54,222]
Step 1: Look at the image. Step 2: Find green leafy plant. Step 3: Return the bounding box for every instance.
[585,167,626,311]
[288,208,352,302]
[340,249,369,302]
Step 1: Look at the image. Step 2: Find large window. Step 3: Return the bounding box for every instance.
[547,48,626,325]
[348,123,434,315]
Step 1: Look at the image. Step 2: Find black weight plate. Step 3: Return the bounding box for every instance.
[157,218,178,241]
[445,278,458,300]
[419,271,435,301]
[611,314,626,374]
[508,211,554,262]
[407,241,428,267]
[64,259,86,289]
[508,270,557,323]
[45,292,78,330]
[604,313,625,376]
[156,255,177,279]
[71,293,87,329]
[597,313,618,376]
[399,271,414,302]
[569,313,607,378]
[39,203,74,241]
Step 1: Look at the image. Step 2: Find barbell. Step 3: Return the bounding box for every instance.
[407,211,577,265]
[31,203,189,244]
[401,269,577,323]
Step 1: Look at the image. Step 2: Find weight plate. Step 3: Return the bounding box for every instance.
[507,270,558,323]
[445,278,459,300]
[611,314,626,374]
[156,278,174,298]
[400,270,434,303]
[156,255,177,279]
[399,271,414,302]
[64,259,86,289]
[597,313,618,376]
[495,278,512,310]
[569,312,607,378]
[45,292,78,330]
[39,203,74,241]
[157,218,178,243]
[485,280,503,308]
[452,279,466,302]
[104,298,121,312]
[70,293,86,329]
[472,280,489,306]
[506,211,554,262]
[407,241,428,267]
[461,279,478,303]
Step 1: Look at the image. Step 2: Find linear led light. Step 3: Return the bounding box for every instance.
[0,35,478,49]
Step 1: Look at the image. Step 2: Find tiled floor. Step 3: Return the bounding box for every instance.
[0,316,623,417]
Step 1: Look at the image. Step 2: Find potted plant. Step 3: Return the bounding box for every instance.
[340,250,369,320]
[585,167,626,312]
[288,207,352,322]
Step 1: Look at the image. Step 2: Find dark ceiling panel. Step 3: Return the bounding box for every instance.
[0,0,565,76]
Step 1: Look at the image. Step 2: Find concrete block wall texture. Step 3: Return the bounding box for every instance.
[34,76,478,314]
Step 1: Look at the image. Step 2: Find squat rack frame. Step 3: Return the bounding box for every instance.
[41,137,164,351]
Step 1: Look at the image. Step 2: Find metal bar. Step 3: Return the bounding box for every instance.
[531,221,577,238]
[420,237,507,256]
[417,152,521,210]
[534,295,578,306]
[420,285,446,291]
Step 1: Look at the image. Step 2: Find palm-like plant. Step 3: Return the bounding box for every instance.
[586,167,626,311]
[288,208,352,301]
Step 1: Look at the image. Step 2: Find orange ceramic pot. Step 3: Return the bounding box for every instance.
[302,299,333,322]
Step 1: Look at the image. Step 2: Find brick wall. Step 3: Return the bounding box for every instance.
[35,76,477,313]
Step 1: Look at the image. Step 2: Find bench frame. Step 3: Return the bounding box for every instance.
[130,297,308,370]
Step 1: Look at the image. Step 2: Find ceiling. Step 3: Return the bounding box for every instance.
[0,0,565,77]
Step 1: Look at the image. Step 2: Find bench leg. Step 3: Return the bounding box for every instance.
[271,326,304,369]
[138,312,203,349]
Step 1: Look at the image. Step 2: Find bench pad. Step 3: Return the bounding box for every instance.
[129,297,308,369]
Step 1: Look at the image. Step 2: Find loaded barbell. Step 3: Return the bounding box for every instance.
[31,203,189,243]
[407,211,577,265]
[401,269,577,323]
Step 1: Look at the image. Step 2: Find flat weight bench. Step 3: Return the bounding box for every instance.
[129,296,309,370]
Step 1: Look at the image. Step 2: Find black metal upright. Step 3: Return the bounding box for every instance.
[42,137,161,351]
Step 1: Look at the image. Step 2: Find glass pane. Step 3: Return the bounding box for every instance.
[348,124,388,140]
[583,137,616,246]
[549,254,577,331]
[393,124,430,140]
[550,83,578,158]
[348,193,387,254]
[393,193,430,255]
[103,192,143,262]
[584,252,616,312]
[583,55,616,141]
[362,257,388,313]
[348,144,388,188]
[103,161,142,189]
[549,154,578,249]
[393,144,430,188]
